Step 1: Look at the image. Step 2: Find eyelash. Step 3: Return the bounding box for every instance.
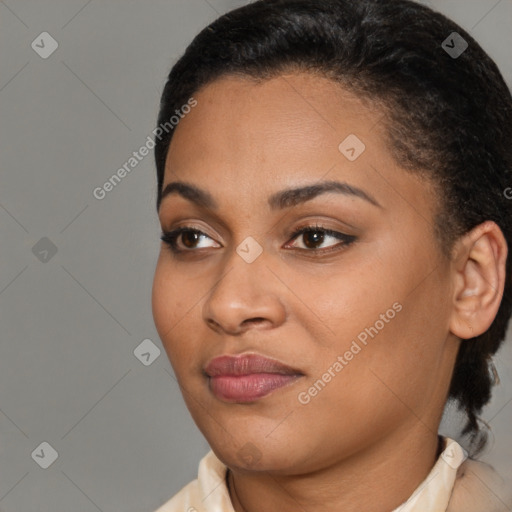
[160,224,356,256]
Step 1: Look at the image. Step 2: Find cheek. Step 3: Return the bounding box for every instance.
[151,258,197,362]
[293,258,399,350]
[330,278,452,422]
[291,302,438,454]
[152,261,174,335]
[298,242,450,403]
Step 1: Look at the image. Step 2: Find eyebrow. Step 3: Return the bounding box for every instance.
[158,179,382,211]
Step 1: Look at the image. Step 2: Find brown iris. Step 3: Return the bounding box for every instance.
[182,230,201,248]
[302,230,324,249]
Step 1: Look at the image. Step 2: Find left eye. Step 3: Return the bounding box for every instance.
[286,227,356,251]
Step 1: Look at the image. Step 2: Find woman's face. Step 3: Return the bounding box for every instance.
[152,72,460,473]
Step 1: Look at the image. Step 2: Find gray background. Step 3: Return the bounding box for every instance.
[0,0,511,510]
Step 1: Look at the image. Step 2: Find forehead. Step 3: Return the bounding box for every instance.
[173,72,382,141]
[165,72,386,177]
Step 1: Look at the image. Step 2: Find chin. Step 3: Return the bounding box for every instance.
[206,431,306,474]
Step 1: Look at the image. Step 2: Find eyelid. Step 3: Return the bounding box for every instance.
[161,220,223,241]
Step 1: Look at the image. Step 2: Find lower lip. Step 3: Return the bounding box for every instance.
[209,373,302,402]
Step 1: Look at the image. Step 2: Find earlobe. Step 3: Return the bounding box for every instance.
[449,221,508,340]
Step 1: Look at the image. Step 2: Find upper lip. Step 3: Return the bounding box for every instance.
[204,353,303,377]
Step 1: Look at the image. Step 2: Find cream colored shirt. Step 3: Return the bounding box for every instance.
[154,437,511,512]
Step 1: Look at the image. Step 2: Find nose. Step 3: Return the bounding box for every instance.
[201,250,287,336]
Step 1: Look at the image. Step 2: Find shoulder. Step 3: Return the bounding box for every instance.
[153,479,203,512]
[446,457,512,512]
[152,450,232,512]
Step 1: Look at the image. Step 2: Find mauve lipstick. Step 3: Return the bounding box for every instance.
[204,353,304,402]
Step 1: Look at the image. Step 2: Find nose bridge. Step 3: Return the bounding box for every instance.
[201,244,286,333]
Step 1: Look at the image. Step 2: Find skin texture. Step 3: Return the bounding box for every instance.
[152,72,507,512]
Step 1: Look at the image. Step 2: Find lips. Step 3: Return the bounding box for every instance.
[204,353,304,402]
[204,353,302,376]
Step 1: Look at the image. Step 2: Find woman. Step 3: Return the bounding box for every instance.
[151,0,512,510]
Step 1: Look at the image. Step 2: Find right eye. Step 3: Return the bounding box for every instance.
[160,227,221,252]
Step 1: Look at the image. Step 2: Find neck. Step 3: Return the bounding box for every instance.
[228,426,442,512]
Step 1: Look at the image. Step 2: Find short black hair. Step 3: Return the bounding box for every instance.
[154,0,512,454]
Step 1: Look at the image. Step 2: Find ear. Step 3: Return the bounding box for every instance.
[449,221,508,339]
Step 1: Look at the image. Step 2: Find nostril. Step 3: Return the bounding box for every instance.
[241,317,268,328]
[206,318,221,331]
